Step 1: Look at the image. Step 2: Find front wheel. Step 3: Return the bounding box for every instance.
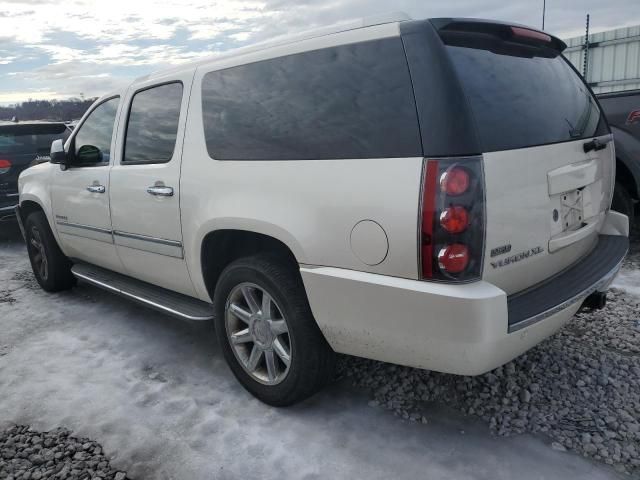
[25,211,75,292]
[213,254,335,406]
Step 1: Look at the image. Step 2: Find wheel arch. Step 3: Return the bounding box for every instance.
[199,228,304,302]
[19,199,46,219]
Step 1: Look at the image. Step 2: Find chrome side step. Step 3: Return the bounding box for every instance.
[71,263,214,321]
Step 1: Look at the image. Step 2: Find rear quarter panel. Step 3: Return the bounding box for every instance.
[180,74,423,302]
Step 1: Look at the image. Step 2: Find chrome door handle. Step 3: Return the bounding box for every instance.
[146,185,174,197]
[86,185,105,194]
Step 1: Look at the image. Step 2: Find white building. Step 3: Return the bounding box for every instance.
[564,24,640,93]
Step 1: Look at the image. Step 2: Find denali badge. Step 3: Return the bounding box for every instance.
[490,246,544,269]
[490,244,512,257]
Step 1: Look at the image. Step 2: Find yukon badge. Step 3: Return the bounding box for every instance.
[490,246,544,269]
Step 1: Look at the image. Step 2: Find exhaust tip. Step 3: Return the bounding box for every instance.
[582,291,607,311]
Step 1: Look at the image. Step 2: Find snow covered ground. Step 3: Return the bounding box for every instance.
[0,222,631,480]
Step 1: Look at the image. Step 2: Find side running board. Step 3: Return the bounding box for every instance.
[71,263,214,321]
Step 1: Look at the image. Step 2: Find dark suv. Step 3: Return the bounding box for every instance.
[0,121,72,220]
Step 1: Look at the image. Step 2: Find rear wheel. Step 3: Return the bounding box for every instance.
[213,254,335,406]
[25,211,75,292]
[611,181,635,219]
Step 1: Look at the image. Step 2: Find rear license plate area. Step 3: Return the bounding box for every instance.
[560,189,584,231]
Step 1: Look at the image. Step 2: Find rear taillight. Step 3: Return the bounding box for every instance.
[440,167,470,196]
[438,244,470,273]
[419,157,485,282]
[0,159,11,175]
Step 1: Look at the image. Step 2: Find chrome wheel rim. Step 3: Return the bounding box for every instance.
[29,226,48,281]
[225,282,291,385]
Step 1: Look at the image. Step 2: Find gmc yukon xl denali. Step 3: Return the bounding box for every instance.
[15,16,629,405]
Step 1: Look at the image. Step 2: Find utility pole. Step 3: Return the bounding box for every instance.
[583,14,590,78]
[542,0,546,30]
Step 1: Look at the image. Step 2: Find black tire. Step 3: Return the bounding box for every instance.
[25,210,75,292]
[213,254,335,406]
[611,181,635,219]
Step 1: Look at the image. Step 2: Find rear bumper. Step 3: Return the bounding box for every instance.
[0,202,18,220]
[301,232,627,376]
[508,235,628,332]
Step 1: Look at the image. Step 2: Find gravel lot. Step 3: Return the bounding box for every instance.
[1,220,638,479]
[0,425,129,480]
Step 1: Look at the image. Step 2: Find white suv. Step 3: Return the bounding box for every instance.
[15,15,629,405]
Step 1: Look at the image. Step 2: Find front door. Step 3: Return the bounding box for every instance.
[50,95,124,273]
[109,75,196,297]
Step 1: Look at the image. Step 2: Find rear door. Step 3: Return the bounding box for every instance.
[109,75,197,297]
[440,22,613,294]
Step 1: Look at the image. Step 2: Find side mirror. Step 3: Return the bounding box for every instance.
[50,139,67,165]
[76,144,103,164]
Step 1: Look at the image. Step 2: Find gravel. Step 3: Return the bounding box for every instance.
[0,425,130,480]
[340,288,640,475]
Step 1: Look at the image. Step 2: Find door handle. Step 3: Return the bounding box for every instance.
[146,185,174,197]
[86,185,106,194]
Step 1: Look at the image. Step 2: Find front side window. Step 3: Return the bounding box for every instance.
[73,97,119,166]
[123,82,183,164]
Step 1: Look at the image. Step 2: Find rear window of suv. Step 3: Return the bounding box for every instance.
[0,124,70,156]
[445,44,606,152]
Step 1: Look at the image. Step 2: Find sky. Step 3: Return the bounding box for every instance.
[0,0,639,105]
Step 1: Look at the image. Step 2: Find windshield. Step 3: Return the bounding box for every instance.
[445,45,606,152]
[0,124,70,156]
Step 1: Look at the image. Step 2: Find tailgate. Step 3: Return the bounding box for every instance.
[482,137,614,294]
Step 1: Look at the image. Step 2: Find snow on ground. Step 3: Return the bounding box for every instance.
[0,222,628,480]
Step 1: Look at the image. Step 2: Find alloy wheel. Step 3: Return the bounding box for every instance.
[225,282,292,385]
[29,226,48,281]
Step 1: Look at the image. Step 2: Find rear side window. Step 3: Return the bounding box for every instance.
[201,38,422,160]
[446,45,606,152]
[123,82,183,164]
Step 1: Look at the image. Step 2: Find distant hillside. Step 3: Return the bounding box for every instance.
[0,98,97,122]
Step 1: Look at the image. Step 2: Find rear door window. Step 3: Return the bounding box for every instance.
[445,45,606,152]
[201,38,422,160]
[123,82,183,164]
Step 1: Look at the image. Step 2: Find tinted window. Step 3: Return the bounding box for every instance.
[446,46,606,152]
[123,83,183,164]
[0,124,70,157]
[74,97,119,165]
[202,38,422,160]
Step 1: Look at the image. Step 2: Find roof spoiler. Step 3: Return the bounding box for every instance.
[430,18,567,53]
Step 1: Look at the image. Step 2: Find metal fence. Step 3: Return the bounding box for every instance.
[564,25,640,93]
